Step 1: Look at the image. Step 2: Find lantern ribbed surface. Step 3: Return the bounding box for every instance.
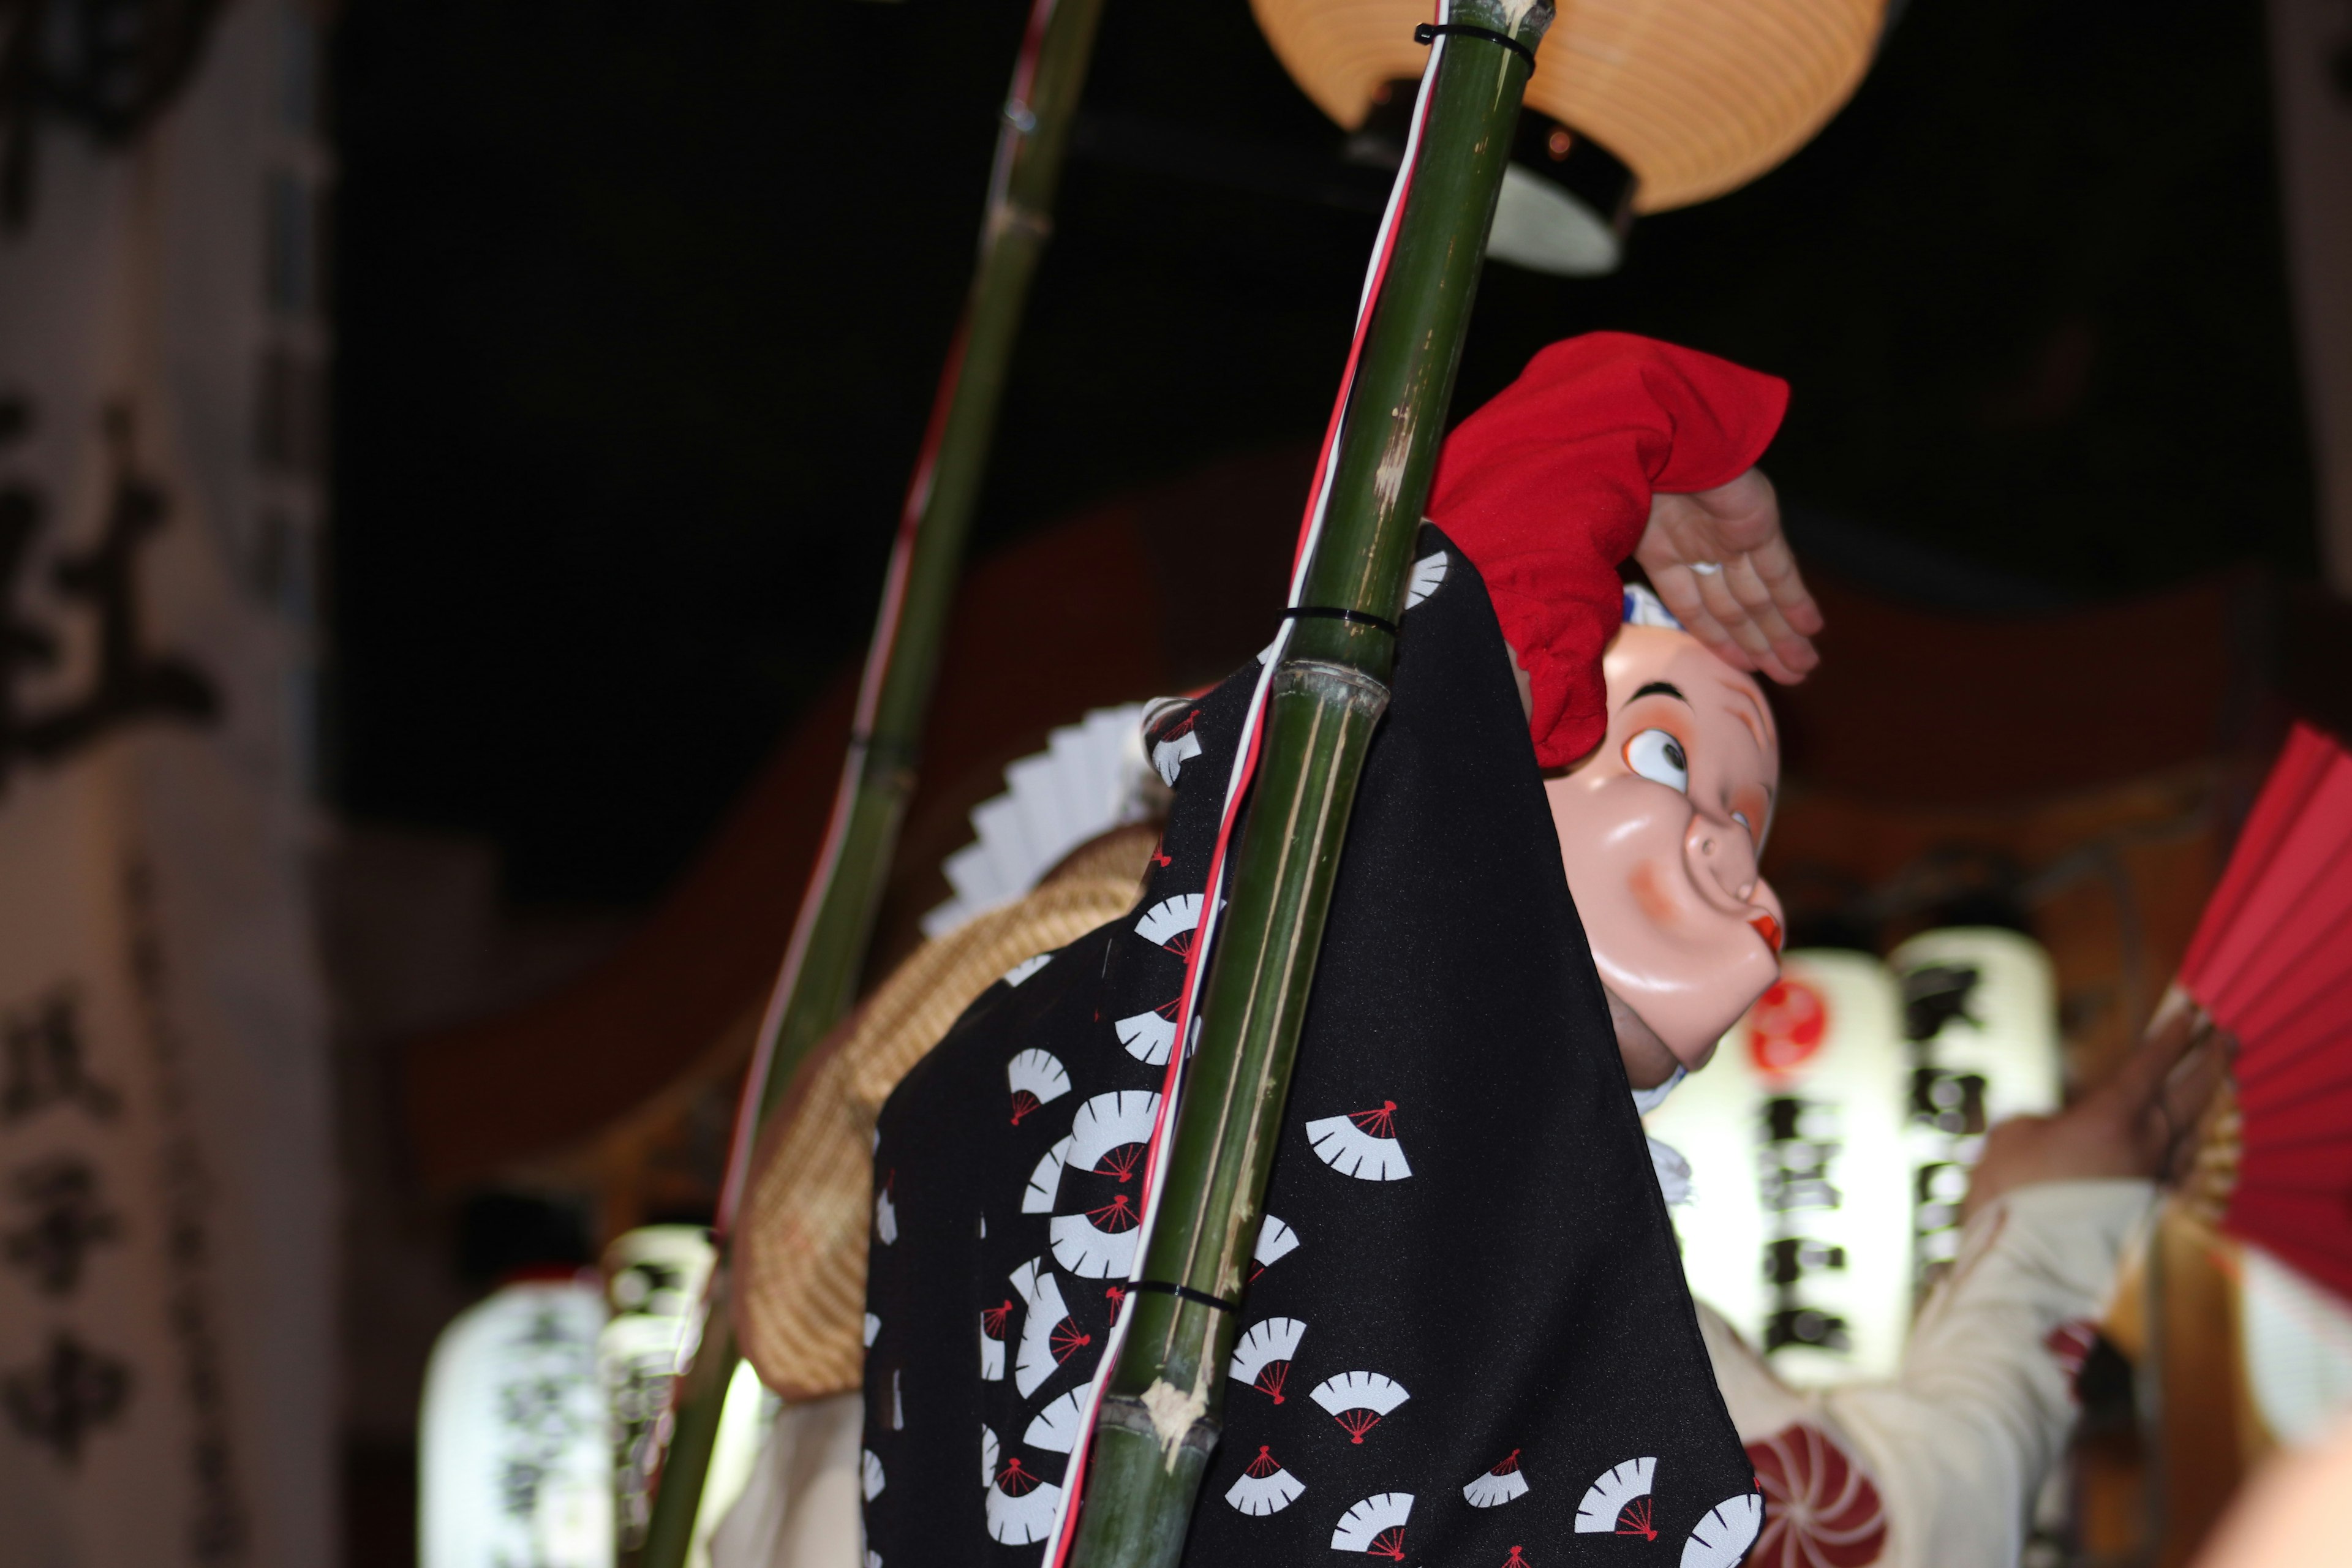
[1251,0,1885,212]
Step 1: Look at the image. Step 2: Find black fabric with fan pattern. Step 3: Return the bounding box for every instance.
[861,526,1758,1568]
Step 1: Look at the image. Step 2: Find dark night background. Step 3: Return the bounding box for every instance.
[330,0,2316,912]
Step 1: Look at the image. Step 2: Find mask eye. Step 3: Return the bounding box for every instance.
[1624,728,1689,794]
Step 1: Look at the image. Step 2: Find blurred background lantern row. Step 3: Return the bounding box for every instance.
[1647,930,2066,1387]
[417,1224,780,1568]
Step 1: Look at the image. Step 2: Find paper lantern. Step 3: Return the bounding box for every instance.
[604,1226,718,1550]
[418,1277,614,1568]
[1887,930,2062,1300]
[1253,0,1886,270]
[1645,950,1913,1385]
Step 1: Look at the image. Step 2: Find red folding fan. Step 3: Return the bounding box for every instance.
[2178,721,2352,1302]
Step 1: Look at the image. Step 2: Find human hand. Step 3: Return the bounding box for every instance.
[1633,467,1823,685]
[1962,989,2229,1224]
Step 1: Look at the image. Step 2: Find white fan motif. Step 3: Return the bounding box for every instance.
[1011,1257,1084,1396]
[979,1424,1000,1488]
[1463,1449,1529,1508]
[923,703,1161,940]
[1022,1136,1074,1214]
[978,1299,1010,1381]
[1023,1387,1089,1453]
[1051,1208,1141,1280]
[1115,1005,1178,1066]
[874,1185,900,1243]
[1006,1048,1072,1126]
[861,1448,886,1502]
[1254,1214,1300,1270]
[1404,550,1449,609]
[1329,1491,1414,1556]
[1225,1446,1306,1515]
[1305,1102,1412,1182]
[1002,953,1052,987]
[1153,725,1202,786]
[1134,893,1204,951]
[1681,1494,1764,1568]
[1575,1455,1656,1534]
[865,1553,881,1568]
[1066,1091,1161,1172]
[1229,1316,1307,1404]
[862,1311,880,1348]
[889,1370,903,1430]
[1310,1371,1410,1444]
[985,1459,1063,1545]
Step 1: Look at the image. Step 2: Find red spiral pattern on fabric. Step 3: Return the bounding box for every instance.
[1745,1423,1887,1568]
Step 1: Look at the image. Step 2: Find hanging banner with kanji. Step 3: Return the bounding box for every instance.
[0,4,334,1565]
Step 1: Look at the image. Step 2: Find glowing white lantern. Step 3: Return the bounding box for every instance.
[418,1276,614,1568]
[604,1226,718,1553]
[1646,950,1913,1384]
[1886,930,2062,1299]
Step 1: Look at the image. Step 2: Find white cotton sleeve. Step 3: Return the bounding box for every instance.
[1695,1178,2155,1568]
[707,1392,868,1568]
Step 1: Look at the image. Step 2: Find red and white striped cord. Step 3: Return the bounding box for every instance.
[1040,7,1455,1558]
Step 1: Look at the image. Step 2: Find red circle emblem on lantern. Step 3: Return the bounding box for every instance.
[1747,979,1828,1077]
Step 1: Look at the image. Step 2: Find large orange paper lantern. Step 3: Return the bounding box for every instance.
[1254,0,1886,216]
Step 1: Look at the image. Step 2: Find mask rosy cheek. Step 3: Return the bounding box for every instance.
[1749,911,1784,955]
[1629,861,1680,922]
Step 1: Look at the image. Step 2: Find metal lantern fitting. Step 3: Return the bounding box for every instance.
[1261,0,1887,271]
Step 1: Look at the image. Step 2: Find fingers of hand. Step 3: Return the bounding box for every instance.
[1692,564,1784,670]
[1690,469,1781,554]
[2157,1038,2230,1170]
[2117,992,2216,1105]
[1648,568,1752,670]
[1744,533,1826,638]
[1721,556,1819,682]
[1637,486,1820,680]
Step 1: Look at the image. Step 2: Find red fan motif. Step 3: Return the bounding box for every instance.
[2179,722,2352,1300]
[1746,1422,1887,1568]
[1615,1497,1656,1541]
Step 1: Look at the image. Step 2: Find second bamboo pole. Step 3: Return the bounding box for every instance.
[629,4,1107,1564]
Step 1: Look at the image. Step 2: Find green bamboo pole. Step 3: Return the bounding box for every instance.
[1065,7,1551,1565]
[627,5,1106,1565]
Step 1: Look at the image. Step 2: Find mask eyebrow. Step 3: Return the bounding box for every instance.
[1721,686,1774,752]
[1627,680,1687,707]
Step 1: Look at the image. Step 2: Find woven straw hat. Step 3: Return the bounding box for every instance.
[734,828,1156,1400]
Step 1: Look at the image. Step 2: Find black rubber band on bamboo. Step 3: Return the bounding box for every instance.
[1128,1279,1239,1313]
[1285,605,1400,636]
[1412,21,1537,70]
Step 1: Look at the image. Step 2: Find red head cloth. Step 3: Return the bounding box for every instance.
[1427,331,1789,769]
